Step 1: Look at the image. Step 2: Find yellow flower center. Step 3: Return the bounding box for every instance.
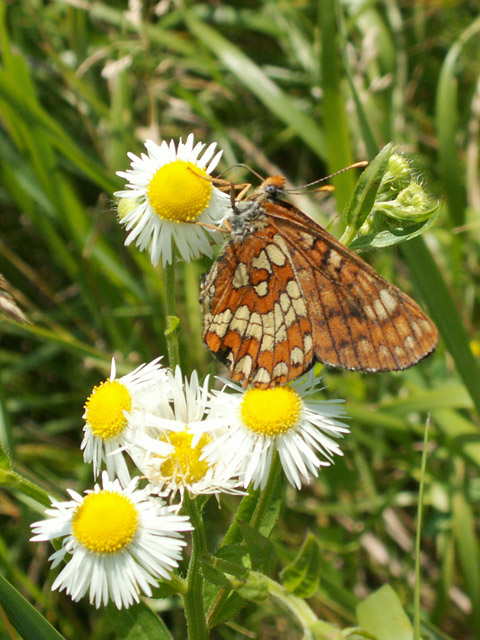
[147,161,212,222]
[72,490,138,553]
[159,431,211,484]
[240,386,302,436]
[84,380,132,440]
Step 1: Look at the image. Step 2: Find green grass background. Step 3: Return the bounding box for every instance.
[1,1,480,638]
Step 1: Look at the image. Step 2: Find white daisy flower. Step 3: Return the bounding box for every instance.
[203,371,350,490]
[115,133,231,266]
[30,472,192,609]
[81,357,172,486]
[127,367,243,501]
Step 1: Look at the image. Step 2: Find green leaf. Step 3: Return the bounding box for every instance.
[214,544,250,575]
[451,462,480,635]
[401,237,480,417]
[340,144,394,245]
[104,602,174,640]
[319,0,357,212]
[0,575,66,640]
[164,315,180,337]
[280,533,321,598]
[0,443,12,470]
[432,409,480,467]
[238,521,276,573]
[185,12,326,160]
[236,574,269,603]
[201,561,234,590]
[356,584,413,640]
[436,16,480,225]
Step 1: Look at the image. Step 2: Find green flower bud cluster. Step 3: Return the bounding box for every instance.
[343,146,440,251]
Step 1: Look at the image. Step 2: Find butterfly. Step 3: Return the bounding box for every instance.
[200,175,438,389]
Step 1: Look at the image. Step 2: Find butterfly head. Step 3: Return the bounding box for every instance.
[228,176,286,239]
[254,176,287,203]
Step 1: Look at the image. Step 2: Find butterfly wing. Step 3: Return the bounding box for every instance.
[263,201,438,372]
[201,199,438,388]
[201,225,315,388]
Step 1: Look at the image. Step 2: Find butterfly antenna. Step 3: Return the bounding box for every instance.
[287,160,368,193]
[226,163,266,183]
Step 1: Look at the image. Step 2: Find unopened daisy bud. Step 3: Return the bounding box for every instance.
[376,182,436,222]
[114,133,231,266]
[396,182,431,211]
[30,473,192,609]
[375,153,412,202]
[81,357,171,485]
[117,196,139,220]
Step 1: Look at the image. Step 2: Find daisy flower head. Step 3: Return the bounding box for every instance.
[114,133,231,266]
[203,370,350,491]
[128,367,243,501]
[81,357,171,486]
[30,472,192,609]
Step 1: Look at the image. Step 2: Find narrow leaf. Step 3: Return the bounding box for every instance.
[280,533,321,598]
[185,12,326,160]
[341,144,394,244]
[0,575,66,640]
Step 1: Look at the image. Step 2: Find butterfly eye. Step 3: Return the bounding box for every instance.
[265,184,280,198]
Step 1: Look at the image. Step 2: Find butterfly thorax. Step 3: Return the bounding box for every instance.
[230,200,269,240]
[230,176,287,241]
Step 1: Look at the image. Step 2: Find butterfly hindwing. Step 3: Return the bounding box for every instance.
[263,201,438,372]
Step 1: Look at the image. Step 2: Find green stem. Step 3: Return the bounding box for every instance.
[222,451,281,547]
[183,495,209,640]
[207,454,282,626]
[250,452,282,532]
[413,419,429,640]
[162,260,180,370]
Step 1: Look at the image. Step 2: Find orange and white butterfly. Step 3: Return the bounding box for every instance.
[200,175,438,389]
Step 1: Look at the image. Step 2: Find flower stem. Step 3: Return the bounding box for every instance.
[222,451,281,547]
[207,454,282,626]
[183,495,209,640]
[250,452,281,532]
[163,260,180,370]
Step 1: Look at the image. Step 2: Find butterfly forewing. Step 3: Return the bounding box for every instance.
[201,221,316,387]
[200,178,438,388]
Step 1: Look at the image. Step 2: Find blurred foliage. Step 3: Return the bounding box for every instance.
[1,0,480,638]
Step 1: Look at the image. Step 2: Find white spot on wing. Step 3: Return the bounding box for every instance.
[303,333,313,353]
[290,347,304,365]
[286,280,301,299]
[232,263,249,289]
[373,299,388,321]
[265,243,286,266]
[230,305,250,334]
[251,249,272,273]
[253,368,271,385]
[210,308,233,338]
[272,361,288,378]
[379,289,398,314]
[236,355,253,377]
[254,281,269,297]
